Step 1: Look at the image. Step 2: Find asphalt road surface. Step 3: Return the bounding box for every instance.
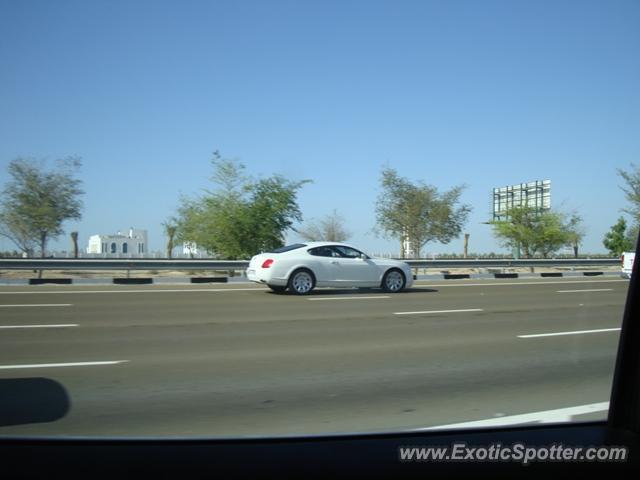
[0,277,629,437]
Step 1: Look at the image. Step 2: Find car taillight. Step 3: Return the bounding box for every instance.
[261,259,274,268]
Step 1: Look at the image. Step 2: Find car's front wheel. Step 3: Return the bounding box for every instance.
[381,268,406,293]
[288,268,316,295]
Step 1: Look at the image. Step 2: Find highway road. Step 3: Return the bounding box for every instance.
[0,277,630,437]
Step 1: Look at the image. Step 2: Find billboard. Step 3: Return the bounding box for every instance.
[492,180,551,221]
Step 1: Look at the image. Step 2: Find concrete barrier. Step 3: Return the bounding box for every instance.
[113,278,153,285]
[494,273,518,279]
[190,277,228,283]
[28,279,72,285]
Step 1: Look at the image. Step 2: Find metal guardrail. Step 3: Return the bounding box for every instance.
[0,259,249,270]
[0,258,620,271]
[403,258,620,268]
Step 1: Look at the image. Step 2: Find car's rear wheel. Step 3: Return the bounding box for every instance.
[268,284,287,293]
[382,268,406,292]
[288,269,315,295]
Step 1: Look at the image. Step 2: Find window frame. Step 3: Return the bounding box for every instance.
[331,245,369,259]
[1,242,638,477]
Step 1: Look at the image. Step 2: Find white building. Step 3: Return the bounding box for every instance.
[402,237,415,259]
[401,227,416,259]
[183,241,199,256]
[87,228,148,256]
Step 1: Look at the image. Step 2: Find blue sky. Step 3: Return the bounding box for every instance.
[1,0,639,256]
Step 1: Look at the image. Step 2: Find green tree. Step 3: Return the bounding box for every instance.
[70,231,79,258]
[627,223,639,250]
[297,209,350,242]
[375,167,471,258]
[491,206,538,258]
[618,163,640,224]
[246,175,310,253]
[174,201,206,255]
[174,154,310,259]
[163,222,177,259]
[617,164,640,248]
[0,157,83,257]
[603,217,634,256]
[565,214,586,258]
[491,206,576,258]
[535,211,571,258]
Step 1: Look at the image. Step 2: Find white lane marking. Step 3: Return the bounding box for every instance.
[0,303,73,307]
[518,328,621,339]
[0,360,129,370]
[394,308,483,315]
[0,324,78,329]
[557,288,614,293]
[0,288,267,295]
[308,296,390,301]
[420,402,609,430]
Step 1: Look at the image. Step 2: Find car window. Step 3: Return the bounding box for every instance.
[308,247,334,257]
[268,244,307,254]
[331,246,364,258]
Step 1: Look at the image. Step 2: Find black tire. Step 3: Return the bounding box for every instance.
[287,268,316,295]
[268,284,287,293]
[381,268,406,293]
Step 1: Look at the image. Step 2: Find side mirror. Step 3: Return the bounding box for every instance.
[358,253,367,260]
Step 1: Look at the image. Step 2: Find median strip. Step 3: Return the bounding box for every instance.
[0,324,78,329]
[518,328,621,339]
[394,308,483,315]
[0,360,129,370]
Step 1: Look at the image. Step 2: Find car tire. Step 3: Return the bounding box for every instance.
[268,284,287,293]
[381,268,406,293]
[287,268,316,295]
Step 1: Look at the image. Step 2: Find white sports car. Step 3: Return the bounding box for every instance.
[246,242,414,294]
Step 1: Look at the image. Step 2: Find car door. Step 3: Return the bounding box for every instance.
[327,246,380,286]
[306,246,338,285]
